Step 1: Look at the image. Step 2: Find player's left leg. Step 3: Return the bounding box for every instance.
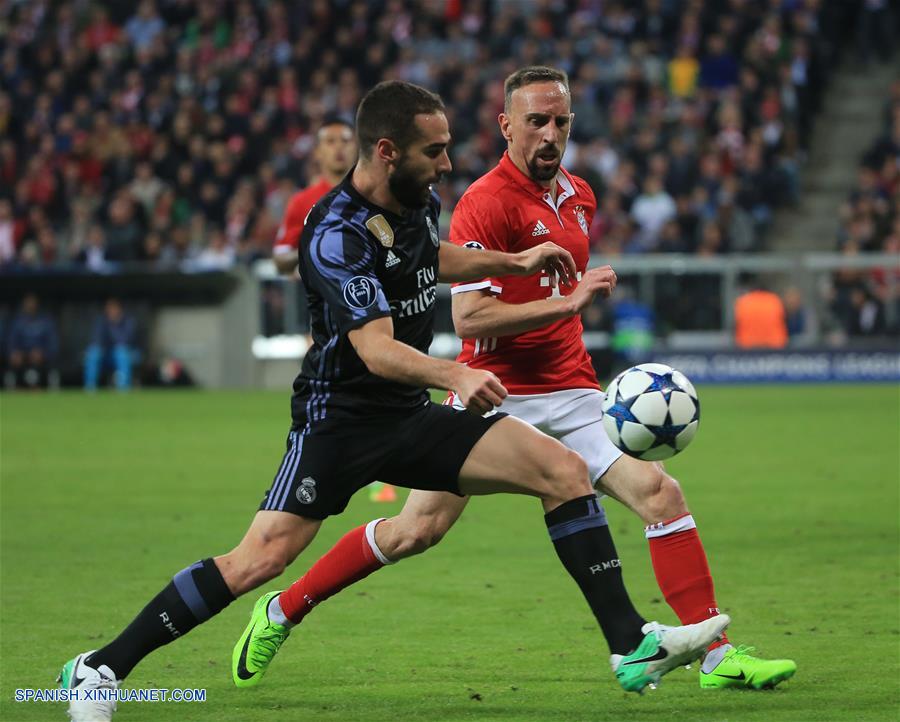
[544,390,717,638]
[454,414,729,691]
[599,453,796,689]
[60,510,320,721]
[551,388,795,689]
[597,454,717,629]
[85,510,319,677]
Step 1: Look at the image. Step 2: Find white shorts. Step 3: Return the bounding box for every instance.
[449,388,623,486]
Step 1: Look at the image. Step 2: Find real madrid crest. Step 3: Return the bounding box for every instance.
[366,214,394,247]
[296,477,317,504]
[425,215,440,247]
[574,204,589,237]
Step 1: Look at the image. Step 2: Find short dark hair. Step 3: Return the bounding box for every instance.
[356,81,445,158]
[316,114,354,144]
[319,113,354,133]
[504,66,569,112]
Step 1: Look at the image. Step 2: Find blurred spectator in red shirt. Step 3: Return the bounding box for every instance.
[272,117,356,274]
[82,6,120,54]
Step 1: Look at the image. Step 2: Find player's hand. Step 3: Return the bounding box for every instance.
[453,367,508,415]
[566,265,617,314]
[514,242,577,287]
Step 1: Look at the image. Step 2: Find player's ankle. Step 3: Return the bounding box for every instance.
[266,594,296,628]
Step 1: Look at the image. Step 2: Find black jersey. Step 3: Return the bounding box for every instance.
[292,174,442,429]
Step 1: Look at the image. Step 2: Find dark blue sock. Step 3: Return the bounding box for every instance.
[545,495,646,654]
[87,558,234,678]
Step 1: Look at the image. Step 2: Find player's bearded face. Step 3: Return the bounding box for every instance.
[503,81,572,185]
[389,153,438,209]
[527,143,561,181]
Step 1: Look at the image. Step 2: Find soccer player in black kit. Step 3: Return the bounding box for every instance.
[58,81,728,721]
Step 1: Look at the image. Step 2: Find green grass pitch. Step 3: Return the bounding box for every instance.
[1,385,898,721]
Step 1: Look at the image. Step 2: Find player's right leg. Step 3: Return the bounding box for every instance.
[59,505,320,720]
[455,415,730,691]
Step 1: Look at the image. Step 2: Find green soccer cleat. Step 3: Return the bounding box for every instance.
[232,591,292,688]
[611,614,731,693]
[700,644,797,689]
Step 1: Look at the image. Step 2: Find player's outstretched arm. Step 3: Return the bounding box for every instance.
[348,316,507,413]
[438,240,576,286]
[453,266,617,339]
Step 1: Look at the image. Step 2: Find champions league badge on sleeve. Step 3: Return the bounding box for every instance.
[342,276,379,309]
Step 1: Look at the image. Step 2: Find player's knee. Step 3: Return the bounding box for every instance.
[241,543,293,587]
[392,518,446,558]
[639,464,688,523]
[544,449,591,503]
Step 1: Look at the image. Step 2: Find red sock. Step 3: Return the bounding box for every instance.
[646,514,729,650]
[279,519,391,623]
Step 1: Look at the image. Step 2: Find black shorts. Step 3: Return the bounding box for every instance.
[259,402,507,520]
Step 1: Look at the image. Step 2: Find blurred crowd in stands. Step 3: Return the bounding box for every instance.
[0,0,853,272]
[0,0,895,384]
[829,78,900,341]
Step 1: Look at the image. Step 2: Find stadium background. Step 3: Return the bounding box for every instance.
[1,0,897,387]
[1,1,899,721]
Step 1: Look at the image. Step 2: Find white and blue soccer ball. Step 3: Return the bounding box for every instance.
[601,363,700,461]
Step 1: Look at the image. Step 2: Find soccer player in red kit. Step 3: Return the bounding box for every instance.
[272,115,356,275]
[252,68,796,691]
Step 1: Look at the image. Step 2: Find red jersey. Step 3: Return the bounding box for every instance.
[273,178,334,255]
[449,152,601,394]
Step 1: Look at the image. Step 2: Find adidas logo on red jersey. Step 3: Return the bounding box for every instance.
[531,220,550,236]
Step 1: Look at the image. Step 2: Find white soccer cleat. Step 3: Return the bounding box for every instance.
[610,614,731,693]
[57,650,120,721]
